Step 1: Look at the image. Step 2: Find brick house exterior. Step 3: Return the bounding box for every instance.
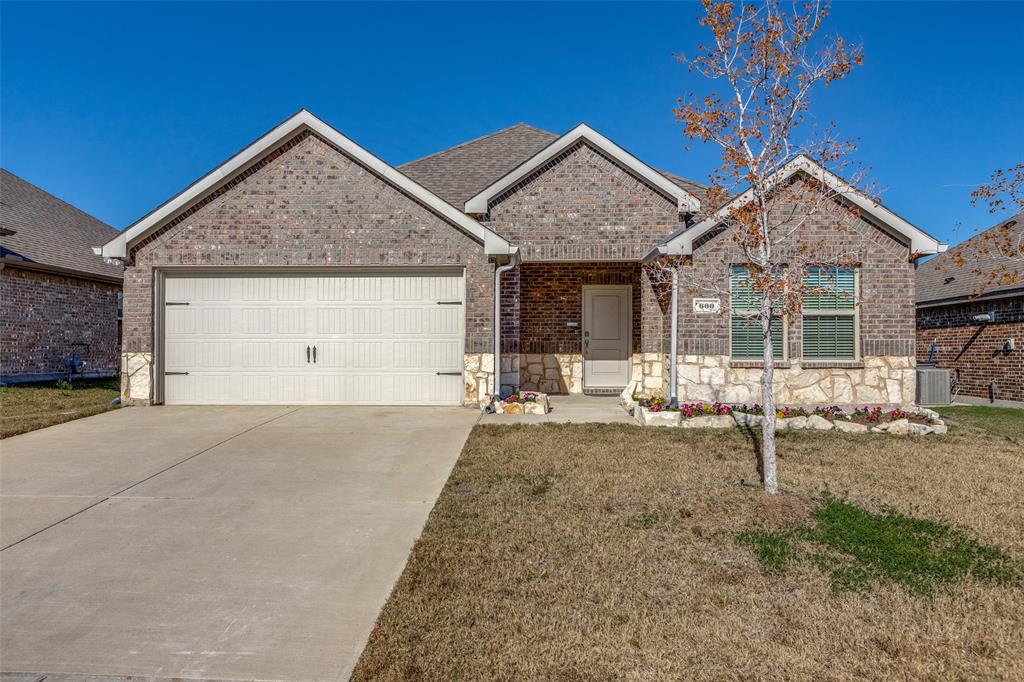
[1,170,122,383]
[99,111,944,407]
[916,213,1024,404]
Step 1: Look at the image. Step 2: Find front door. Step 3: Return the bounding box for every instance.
[582,285,631,391]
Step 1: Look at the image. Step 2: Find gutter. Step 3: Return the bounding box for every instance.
[669,266,679,406]
[0,257,123,285]
[493,247,520,399]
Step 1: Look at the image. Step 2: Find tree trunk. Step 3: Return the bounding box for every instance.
[760,297,779,494]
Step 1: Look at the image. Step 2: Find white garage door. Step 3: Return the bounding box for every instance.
[162,271,465,405]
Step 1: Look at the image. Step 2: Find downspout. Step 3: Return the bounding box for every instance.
[493,247,520,399]
[669,266,679,407]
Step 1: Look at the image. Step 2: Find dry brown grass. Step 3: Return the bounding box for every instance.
[354,414,1024,681]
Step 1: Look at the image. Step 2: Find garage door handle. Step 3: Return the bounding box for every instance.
[306,346,310,363]
[436,371,462,376]
[313,345,317,363]
[165,371,189,376]
[437,301,463,305]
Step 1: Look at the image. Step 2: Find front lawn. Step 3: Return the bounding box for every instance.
[940,404,1024,442]
[354,411,1024,679]
[0,378,120,438]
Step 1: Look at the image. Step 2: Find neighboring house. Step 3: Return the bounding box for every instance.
[916,213,1024,404]
[98,110,945,407]
[1,169,122,384]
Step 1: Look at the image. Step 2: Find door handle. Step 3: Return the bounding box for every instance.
[306,345,311,363]
[312,345,317,364]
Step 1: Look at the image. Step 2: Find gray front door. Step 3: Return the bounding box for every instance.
[582,285,631,390]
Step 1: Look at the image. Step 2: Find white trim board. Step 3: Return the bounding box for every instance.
[99,110,515,259]
[654,155,947,258]
[463,123,702,215]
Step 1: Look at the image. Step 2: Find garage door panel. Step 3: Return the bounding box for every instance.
[163,272,464,405]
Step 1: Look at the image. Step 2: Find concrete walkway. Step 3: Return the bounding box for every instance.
[0,405,479,681]
[478,394,637,425]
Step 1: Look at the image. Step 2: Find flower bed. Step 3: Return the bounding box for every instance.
[492,391,550,415]
[632,397,945,435]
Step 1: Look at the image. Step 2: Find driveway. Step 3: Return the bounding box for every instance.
[0,405,479,681]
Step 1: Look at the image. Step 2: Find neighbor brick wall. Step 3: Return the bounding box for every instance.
[916,296,1024,402]
[678,179,918,359]
[482,140,685,261]
[0,266,120,379]
[123,131,495,359]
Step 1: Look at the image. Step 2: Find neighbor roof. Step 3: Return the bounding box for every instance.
[399,123,707,210]
[0,169,122,281]
[916,212,1024,305]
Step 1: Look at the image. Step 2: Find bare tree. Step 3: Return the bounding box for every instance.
[673,0,866,494]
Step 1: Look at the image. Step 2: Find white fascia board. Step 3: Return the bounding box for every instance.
[464,123,702,215]
[661,155,946,257]
[101,110,513,258]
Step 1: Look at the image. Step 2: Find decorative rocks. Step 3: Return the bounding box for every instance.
[628,402,947,435]
[678,414,735,429]
[833,419,869,433]
[638,406,681,427]
[806,415,833,431]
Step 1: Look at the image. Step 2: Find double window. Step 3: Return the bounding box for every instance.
[729,265,784,360]
[801,266,857,360]
[728,264,859,361]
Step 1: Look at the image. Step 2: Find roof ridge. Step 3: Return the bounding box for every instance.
[655,167,708,189]
[0,168,118,235]
[398,123,557,168]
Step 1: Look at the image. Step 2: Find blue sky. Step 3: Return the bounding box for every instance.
[2,1,1021,245]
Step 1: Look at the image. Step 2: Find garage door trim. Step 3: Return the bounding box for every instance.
[153,266,467,405]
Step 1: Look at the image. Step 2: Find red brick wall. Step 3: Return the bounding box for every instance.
[0,266,120,379]
[678,180,918,359]
[123,131,495,355]
[482,141,685,261]
[916,296,1024,402]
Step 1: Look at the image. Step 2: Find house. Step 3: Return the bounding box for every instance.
[916,213,1024,405]
[1,169,122,384]
[98,110,945,407]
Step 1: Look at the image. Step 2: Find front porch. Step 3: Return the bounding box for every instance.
[496,260,667,396]
[479,393,636,424]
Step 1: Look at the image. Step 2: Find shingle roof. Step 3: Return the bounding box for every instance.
[0,169,122,280]
[398,123,707,209]
[916,212,1024,304]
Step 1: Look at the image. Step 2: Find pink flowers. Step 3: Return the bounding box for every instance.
[502,391,540,404]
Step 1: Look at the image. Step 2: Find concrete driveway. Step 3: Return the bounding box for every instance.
[0,405,479,681]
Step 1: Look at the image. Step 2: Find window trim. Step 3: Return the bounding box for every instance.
[800,266,860,361]
[729,265,788,361]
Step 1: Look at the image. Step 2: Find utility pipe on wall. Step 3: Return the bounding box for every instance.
[493,248,520,398]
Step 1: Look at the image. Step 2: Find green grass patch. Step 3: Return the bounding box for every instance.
[0,378,120,439]
[940,405,1024,441]
[739,496,1020,595]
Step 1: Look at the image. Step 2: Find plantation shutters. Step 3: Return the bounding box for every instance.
[801,266,858,360]
[729,266,784,360]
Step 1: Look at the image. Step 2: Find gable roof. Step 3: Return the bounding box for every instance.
[461,123,703,215]
[399,124,559,206]
[652,155,946,259]
[916,212,1024,305]
[99,110,515,259]
[0,169,122,281]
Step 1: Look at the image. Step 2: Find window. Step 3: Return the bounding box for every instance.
[801,266,857,360]
[730,265,784,360]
